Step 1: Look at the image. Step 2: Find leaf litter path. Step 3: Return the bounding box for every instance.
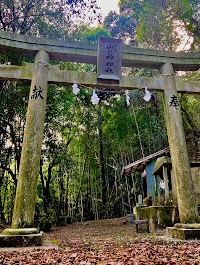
[1,218,200,264]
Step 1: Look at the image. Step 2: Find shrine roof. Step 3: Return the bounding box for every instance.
[152,156,200,176]
[121,148,170,176]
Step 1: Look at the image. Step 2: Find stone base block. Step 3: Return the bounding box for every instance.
[166,227,200,240]
[0,232,43,247]
[2,228,39,235]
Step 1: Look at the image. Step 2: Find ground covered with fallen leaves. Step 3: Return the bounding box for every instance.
[1,218,200,264]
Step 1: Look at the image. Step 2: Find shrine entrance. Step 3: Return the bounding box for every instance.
[0,31,200,243]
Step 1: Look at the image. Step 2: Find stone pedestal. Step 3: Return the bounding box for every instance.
[0,228,43,247]
[166,223,200,240]
[166,227,200,240]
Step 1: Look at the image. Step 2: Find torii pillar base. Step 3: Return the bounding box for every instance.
[0,228,43,247]
[166,223,200,240]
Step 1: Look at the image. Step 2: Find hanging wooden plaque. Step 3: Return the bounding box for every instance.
[97,37,123,83]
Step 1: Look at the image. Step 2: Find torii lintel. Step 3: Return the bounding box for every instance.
[0,31,200,71]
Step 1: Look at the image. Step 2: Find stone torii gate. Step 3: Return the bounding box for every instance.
[0,31,200,244]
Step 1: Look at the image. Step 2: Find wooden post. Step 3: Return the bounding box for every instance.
[170,169,177,205]
[163,166,169,203]
[11,51,49,228]
[161,63,199,223]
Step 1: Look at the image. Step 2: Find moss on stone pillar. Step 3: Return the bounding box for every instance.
[11,51,49,228]
[161,63,199,224]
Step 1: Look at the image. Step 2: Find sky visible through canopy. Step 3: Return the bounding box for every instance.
[96,0,119,18]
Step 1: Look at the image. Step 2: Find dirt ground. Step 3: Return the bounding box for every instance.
[0,217,200,264]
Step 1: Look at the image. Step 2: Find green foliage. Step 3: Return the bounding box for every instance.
[103,11,137,43]
[0,175,16,224]
[173,0,200,47]
[73,26,111,43]
[0,0,101,37]
[180,94,200,159]
[118,0,200,50]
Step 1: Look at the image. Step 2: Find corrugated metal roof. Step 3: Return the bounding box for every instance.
[121,148,170,176]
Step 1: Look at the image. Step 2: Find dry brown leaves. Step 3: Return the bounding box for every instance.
[0,218,200,264]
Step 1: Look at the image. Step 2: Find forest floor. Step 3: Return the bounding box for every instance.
[0,217,200,264]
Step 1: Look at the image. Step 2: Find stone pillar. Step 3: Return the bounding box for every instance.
[11,51,49,228]
[161,63,199,223]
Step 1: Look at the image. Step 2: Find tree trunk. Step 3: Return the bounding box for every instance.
[98,103,107,208]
